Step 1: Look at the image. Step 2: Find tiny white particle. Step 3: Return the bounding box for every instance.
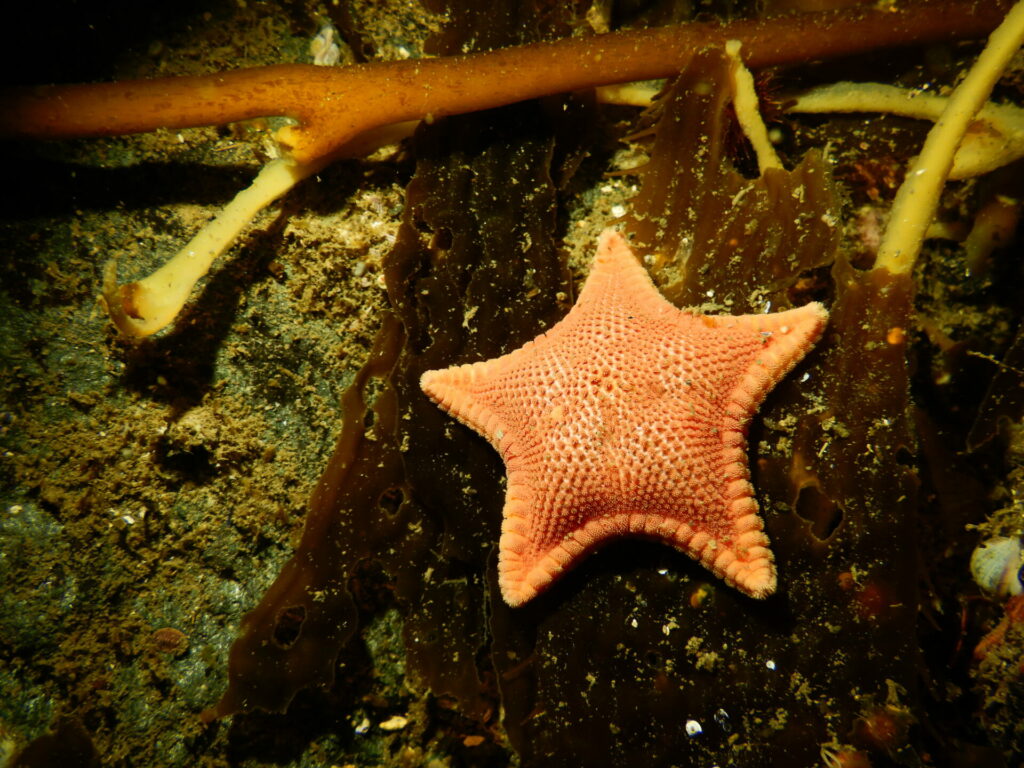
[310,24,341,66]
[685,719,702,737]
[765,659,776,671]
[611,204,627,218]
[379,715,409,731]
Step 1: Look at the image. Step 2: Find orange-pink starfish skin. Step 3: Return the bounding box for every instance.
[421,229,827,607]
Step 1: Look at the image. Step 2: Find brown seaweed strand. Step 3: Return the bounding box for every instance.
[624,51,840,307]
[0,0,1010,165]
[212,312,405,717]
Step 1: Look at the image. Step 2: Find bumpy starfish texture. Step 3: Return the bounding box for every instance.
[421,229,827,606]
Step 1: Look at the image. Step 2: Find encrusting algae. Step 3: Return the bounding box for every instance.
[2,0,1024,765]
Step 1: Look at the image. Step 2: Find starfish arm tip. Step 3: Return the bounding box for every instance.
[733,565,778,599]
[419,367,446,396]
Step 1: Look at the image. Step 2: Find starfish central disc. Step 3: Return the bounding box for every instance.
[421,229,827,606]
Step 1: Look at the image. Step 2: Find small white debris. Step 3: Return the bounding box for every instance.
[354,717,371,735]
[611,204,627,218]
[685,719,703,737]
[714,708,731,732]
[311,25,341,66]
[765,659,777,671]
[379,715,409,731]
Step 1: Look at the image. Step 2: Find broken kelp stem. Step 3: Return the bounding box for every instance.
[100,119,418,337]
[100,157,321,336]
[875,0,1024,275]
[1,1,1010,166]
[726,40,782,176]
[790,86,1024,179]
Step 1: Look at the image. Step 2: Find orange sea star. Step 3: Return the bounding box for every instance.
[421,229,827,606]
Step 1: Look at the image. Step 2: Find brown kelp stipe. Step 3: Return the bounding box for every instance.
[0,1,1012,166]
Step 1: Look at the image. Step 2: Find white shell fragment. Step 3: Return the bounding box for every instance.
[970,537,1024,597]
[310,24,341,67]
[378,715,409,731]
